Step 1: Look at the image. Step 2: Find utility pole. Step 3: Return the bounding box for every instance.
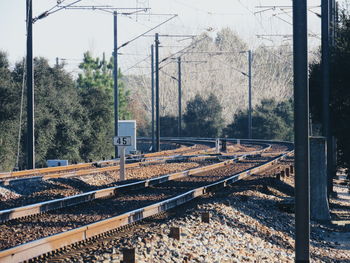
[321,0,333,196]
[293,0,310,262]
[26,0,35,169]
[177,57,182,137]
[151,44,155,151]
[248,50,252,140]
[155,33,160,152]
[113,11,119,158]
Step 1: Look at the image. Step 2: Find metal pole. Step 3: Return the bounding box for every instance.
[155,33,160,152]
[293,0,310,262]
[329,0,335,47]
[322,0,333,196]
[248,50,252,140]
[178,57,182,137]
[113,11,119,158]
[151,44,155,152]
[26,0,35,169]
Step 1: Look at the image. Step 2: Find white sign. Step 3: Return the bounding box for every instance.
[113,136,132,146]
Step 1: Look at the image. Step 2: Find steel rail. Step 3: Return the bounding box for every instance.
[0,139,269,184]
[0,145,204,184]
[0,143,272,223]
[0,142,197,180]
[0,150,231,186]
[0,155,247,222]
[0,148,291,263]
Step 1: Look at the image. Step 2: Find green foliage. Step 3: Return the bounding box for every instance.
[78,52,131,120]
[183,93,224,137]
[0,51,20,171]
[309,9,350,171]
[77,52,131,160]
[31,58,85,166]
[224,98,293,141]
[160,116,178,137]
[0,50,134,171]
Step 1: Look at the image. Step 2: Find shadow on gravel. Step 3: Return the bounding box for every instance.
[0,178,64,196]
[209,175,348,262]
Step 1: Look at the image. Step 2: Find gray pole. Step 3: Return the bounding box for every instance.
[330,0,335,47]
[151,44,155,152]
[178,57,182,137]
[113,11,119,158]
[26,0,35,169]
[248,50,252,140]
[321,0,333,196]
[293,0,310,262]
[155,33,160,152]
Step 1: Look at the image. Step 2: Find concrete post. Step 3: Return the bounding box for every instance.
[215,139,220,153]
[310,136,330,221]
[120,147,126,181]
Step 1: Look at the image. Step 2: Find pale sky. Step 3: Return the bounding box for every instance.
[0,0,323,74]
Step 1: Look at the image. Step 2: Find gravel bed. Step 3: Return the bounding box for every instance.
[0,161,210,210]
[42,159,349,263]
[0,158,268,251]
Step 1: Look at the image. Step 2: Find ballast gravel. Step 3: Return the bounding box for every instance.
[46,165,349,263]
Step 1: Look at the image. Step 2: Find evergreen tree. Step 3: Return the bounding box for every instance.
[77,52,131,160]
[183,93,224,137]
[224,98,293,141]
[160,116,178,137]
[0,51,20,171]
[309,8,350,172]
[23,57,85,167]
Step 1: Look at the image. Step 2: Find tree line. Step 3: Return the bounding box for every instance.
[0,49,293,172]
[0,51,130,171]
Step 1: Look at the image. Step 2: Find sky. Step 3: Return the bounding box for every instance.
[0,0,324,75]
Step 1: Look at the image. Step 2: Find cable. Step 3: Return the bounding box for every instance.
[33,0,82,22]
[160,69,177,81]
[122,55,151,73]
[118,14,178,50]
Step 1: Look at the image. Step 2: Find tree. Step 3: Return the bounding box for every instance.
[77,52,131,160]
[160,116,178,137]
[309,7,350,173]
[0,51,20,171]
[224,98,293,141]
[24,57,85,167]
[183,93,224,137]
[124,29,292,124]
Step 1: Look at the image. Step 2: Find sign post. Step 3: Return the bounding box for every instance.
[113,136,132,181]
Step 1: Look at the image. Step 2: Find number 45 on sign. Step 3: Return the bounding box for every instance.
[113,136,132,146]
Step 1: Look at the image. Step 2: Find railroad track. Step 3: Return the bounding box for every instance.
[0,141,270,215]
[0,141,203,182]
[0,140,267,185]
[0,140,291,262]
[0,140,202,180]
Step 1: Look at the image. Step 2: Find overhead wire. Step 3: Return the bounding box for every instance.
[122,54,151,74]
[118,14,178,50]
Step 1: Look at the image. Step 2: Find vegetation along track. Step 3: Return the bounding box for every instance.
[0,142,291,262]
